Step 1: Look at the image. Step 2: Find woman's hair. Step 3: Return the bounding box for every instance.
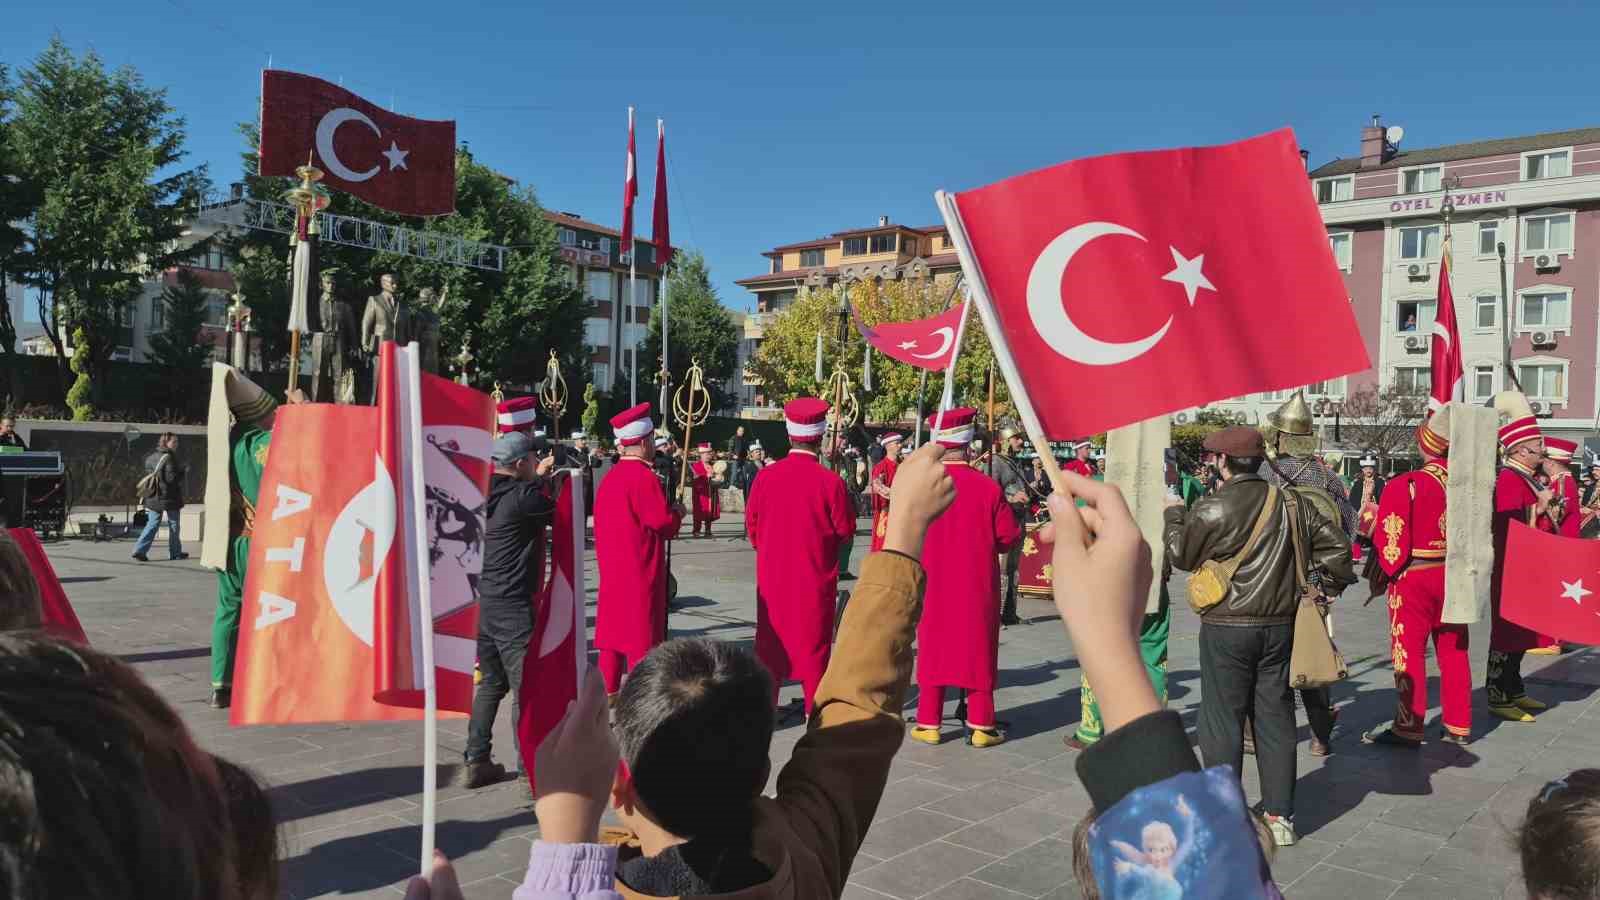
[0,532,40,631]
[213,757,280,900]
[0,632,274,900]
[1518,769,1600,899]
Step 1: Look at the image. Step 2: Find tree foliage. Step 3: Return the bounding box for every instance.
[580,382,599,438]
[746,277,1007,425]
[0,63,41,408]
[637,251,740,414]
[7,38,206,400]
[227,126,586,392]
[1337,383,1427,462]
[147,269,214,370]
[66,327,93,421]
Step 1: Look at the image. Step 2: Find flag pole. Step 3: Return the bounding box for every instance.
[402,343,440,876]
[629,251,639,406]
[935,190,1070,497]
[657,118,671,418]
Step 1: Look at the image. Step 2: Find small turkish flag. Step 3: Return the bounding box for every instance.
[260,70,456,216]
[852,301,965,371]
[1500,521,1600,645]
[944,129,1368,439]
[516,471,588,790]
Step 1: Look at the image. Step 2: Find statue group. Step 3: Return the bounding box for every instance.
[312,271,447,403]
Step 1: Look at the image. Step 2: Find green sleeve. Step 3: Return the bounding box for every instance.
[232,428,272,507]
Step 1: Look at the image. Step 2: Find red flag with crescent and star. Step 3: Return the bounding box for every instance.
[941,128,1369,439]
[1500,521,1600,645]
[516,470,588,791]
[851,301,966,371]
[259,70,456,216]
[1430,251,1465,412]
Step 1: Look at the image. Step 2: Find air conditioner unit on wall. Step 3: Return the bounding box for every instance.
[1403,335,1425,351]
[1175,412,1190,424]
[1530,400,1547,415]
[1531,330,1555,347]
[1406,263,1427,279]
[1535,253,1559,271]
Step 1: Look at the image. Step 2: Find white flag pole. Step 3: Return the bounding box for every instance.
[402,342,440,876]
[658,119,670,417]
[569,469,588,683]
[929,294,973,439]
[629,252,639,407]
[934,191,1069,496]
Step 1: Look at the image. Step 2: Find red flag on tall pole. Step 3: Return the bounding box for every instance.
[652,118,672,269]
[621,107,638,252]
[1430,246,1465,412]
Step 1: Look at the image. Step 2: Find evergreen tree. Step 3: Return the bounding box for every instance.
[638,251,740,413]
[147,269,214,370]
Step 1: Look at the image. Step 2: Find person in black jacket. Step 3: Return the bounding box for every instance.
[132,433,188,562]
[462,431,556,789]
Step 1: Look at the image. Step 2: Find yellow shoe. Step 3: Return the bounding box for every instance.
[1513,695,1549,712]
[910,726,942,745]
[966,727,1007,748]
[1488,703,1535,723]
[1528,646,1561,655]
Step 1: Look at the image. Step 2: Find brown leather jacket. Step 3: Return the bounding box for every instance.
[1164,473,1355,626]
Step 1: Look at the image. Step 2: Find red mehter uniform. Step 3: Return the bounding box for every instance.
[1545,438,1581,539]
[690,448,721,537]
[1487,393,1553,719]
[746,398,855,714]
[869,454,898,553]
[1492,459,1553,658]
[913,408,1022,738]
[594,404,684,694]
[1063,458,1095,479]
[1374,447,1470,741]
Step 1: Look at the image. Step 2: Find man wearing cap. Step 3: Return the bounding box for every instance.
[1361,407,1471,748]
[462,431,557,788]
[910,407,1022,749]
[689,442,721,537]
[594,403,685,696]
[868,433,904,554]
[1165,425,1354,846]
[991,427,1033,627]
[1064,442,1096,478]
[746,397,856,715]
[496,396,539,436]
[1488,392,1555,721]
[1353,456,1387,549]
[199,365,305,709]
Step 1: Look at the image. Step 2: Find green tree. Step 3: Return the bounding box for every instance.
[147,269,214,369]
[747,277,1006,426]
[637,251,740,413]
[580,382,599,438]
[66,327,93,421]
[227,127,586,392]
[0,63,42,408]
[9,38,206,402]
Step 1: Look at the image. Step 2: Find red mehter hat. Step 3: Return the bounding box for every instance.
[696,442,713,452]
[1499,416,1542,450]
[1547,437,1577,462]
[925,407,978,447]
[496,396,538,434]
[610,402,655,446]
[784,397,830,442]
[878,432,905,447]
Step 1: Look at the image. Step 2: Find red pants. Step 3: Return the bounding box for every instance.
[599,649,644,695]
[916,685,996,729]
[763,657,825,716]
[1387,564,1471,739]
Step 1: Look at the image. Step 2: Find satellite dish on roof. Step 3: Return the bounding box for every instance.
[1385,125,1405,146]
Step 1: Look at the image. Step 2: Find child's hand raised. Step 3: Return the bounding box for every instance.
[533,666,619,844]
[882,441,958,561]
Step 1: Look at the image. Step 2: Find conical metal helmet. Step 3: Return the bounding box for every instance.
[1267,390,1314,437]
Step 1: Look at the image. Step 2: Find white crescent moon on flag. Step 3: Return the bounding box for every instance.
[315,108,382,183]
[910,326,955,359]
[539,574,575,655]
[1026,222,1173,366]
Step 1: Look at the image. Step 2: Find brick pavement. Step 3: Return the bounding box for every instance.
[38,515,1597,898]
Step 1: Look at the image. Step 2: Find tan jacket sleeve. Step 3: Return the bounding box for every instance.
[775,551,924,897]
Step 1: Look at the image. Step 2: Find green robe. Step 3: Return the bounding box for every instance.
[212,426,270,688]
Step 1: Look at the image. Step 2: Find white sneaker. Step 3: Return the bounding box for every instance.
[1264,813,1297,847]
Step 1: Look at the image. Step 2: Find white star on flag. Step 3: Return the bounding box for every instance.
[1560,579,1592,605]
[382,141,409,171]
[1161,247,1215,306]
[897,340,918,350]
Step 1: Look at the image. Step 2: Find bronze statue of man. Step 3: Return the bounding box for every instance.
[362,273,412,356]
[313,268,358,403]
[413,285,447,374]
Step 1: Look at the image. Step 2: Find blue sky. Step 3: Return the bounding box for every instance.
[8,0,1600,310]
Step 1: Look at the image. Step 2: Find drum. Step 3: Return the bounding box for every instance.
[1016,522,1056,597]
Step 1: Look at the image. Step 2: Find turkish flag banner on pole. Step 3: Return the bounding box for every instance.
[1430,253,1465,412]
[374,342,494,714]
[939,129,1369,440]
[851,300,966,371]
[260,70,456,216]
[516,470,589,790]
[1500,521,1600,645]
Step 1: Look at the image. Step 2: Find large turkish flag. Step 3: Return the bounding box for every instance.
[260,70,456,216]
[1500,521,1600,645]
[946,129,1368,439]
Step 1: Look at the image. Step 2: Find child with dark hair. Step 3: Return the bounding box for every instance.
[0,531,40,631]
[1517,769,1600,899]
[214,756,281,900]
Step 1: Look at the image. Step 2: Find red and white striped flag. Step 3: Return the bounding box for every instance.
[621,107,638,252]
[516,470,588,790]
[1430,247,1465,412]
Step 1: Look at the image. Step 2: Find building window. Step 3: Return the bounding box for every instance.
[1478,220,1499,257]
[843,237,867,256]
[868,233,896,254]
[583,318,609,347]
[1394,366,1432,395]
[1396,298,1436,333]
[627,280,652,307]
[206,295,228,326]
[558,228,577,246]
[904,238,917,256]
[800,248,825,267]
[1524,150,1571,181]
[600,237,613,256]
[586,270,613,302]
[1475,294,1498,330]
[1305,377,1346,397]
[592,363,610,389]
[1473,365,1495,400]
[1519,289,1572,331]
[622,323,646,347]
[1398,224,1441,260]
[1518,363,1567,402]
[1401,166,1442,194]
[1523,212,1573,253]
[1327,232,1352,270]
[770,257,781,274]
[1315,176,1353,203]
